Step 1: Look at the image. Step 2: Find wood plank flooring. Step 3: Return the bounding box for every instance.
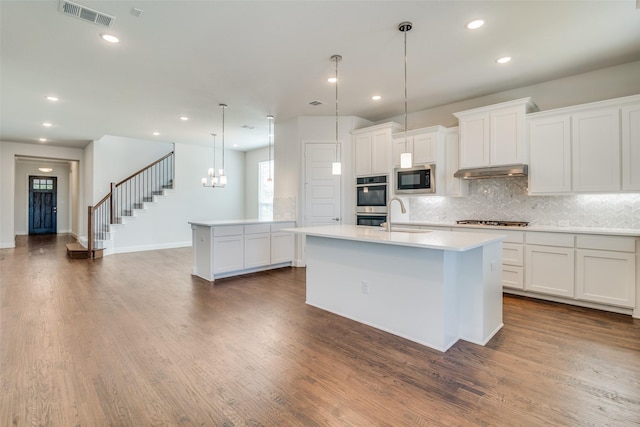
[1,234,639,426]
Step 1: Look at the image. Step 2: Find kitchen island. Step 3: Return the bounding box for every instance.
[189,219,296,281]
[286,225,505,352]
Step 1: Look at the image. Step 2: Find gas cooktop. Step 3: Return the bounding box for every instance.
[456,220,529,227]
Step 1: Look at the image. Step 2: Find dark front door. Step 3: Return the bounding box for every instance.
[29,176,57,234]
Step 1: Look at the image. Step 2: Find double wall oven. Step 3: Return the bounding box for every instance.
[356,175,388,227]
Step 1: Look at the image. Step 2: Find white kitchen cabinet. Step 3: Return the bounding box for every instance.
[270,222,295,264]
[191,221,295,281]
[454,98,537,169]
[576,235,636,308]
[528,113,572,194]
[525,232,575,298]
[213,235,244,274]
[622,103,640,191]
[525,245,575,298]
[392,126,444,167]
[353,122,402,177]
[244,233,271,268]
[572,107,620,192]
[444,127,468,197]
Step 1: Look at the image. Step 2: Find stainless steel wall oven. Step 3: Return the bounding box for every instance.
[356,175,388,226]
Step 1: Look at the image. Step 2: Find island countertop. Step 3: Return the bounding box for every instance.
[189,219,295,227]
[285,224,505,252]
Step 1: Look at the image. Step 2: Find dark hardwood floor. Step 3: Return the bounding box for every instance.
[1,234,639,426]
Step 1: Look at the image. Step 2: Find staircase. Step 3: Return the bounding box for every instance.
[66,151,175,259]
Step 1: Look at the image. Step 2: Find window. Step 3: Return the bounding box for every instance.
[258,160,274,221]
[32,178,54,191]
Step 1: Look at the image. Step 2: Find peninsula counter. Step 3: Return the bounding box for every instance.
[286,225,506,352]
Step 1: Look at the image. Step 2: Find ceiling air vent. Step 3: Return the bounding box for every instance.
[309,100,323,106]
[58,0,116,28]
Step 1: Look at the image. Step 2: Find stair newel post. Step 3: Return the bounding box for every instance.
[87,205,94,257]
[110,182,115,225]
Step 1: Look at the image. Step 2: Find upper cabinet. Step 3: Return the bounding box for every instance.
[572,107,620,192]
[622,103,640,191]
[443,127,469,197]
[391,126,468,197]
[528,114,572,194]
[528,94,640,195]
[454,98,538,169]
[352,122,402,177]
[391,126,445,167]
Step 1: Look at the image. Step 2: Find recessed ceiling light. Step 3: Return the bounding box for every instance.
[496,56,512,64]
[466,19,485,30]
[39,138,47,142]
[100,33,120,43]
[42,122,52,127]
[152,131,160,136]
[233,144,238,147]
[328,77,337,83]
[179,116,189,121]
[45,95,59,102]
[371,95,382,101]
[38,167,53,173]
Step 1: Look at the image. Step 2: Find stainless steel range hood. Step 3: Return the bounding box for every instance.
[454,164,528,179]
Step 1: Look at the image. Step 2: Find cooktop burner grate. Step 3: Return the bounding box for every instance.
[456,220,529,227]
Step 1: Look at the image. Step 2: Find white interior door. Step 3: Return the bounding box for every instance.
[304,142,341,226]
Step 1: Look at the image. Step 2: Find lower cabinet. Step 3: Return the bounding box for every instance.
[244,233,271,268]
[271,232,294,264]
[197,221,295,280]
[525,245,575,297]
[575,235,636,308]
[213,235,244,274]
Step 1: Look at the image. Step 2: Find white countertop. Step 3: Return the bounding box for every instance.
[189,219,295,227]
[394,221,640,237]
[285,224,504,252]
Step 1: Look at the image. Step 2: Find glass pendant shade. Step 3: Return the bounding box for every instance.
[332,162,342,175]
[400,151,412,169]
[331,54,342,176]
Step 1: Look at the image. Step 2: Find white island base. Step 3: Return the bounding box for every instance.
[298,228,504,352]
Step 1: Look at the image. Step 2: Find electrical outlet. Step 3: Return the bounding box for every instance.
[361,280,369,294]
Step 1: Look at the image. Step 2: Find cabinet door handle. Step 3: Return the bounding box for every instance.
[332,217,340,222]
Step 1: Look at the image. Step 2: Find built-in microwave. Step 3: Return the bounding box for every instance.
[395,165,435,194]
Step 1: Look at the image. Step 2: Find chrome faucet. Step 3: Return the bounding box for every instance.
[385,197,407,232]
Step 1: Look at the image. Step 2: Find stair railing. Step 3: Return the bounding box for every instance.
[87,151,175,256]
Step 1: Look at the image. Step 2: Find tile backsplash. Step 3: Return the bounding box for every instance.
[410,177,640,229]
[274,197,297,221]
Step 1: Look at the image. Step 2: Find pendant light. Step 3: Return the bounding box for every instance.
[201,133,222,187]
[399,21,413,169]
[218,103,228,186]
[330,54,342,175]
[267,115,274,184]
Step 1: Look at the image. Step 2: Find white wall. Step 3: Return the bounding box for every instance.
[92,135,174,203]
[0,141,84,248]
[109,141,246,253]
[14,159,71,235]
[382,60,640,130]
[245,146,268,219]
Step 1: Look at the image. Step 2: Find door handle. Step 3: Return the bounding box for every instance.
[332,217,340,222]
[53,207,57,212]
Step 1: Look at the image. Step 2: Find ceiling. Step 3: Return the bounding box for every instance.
[1,1,640,151]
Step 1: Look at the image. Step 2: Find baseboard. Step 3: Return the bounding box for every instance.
[0,241,16,249]
[114,241,192,254]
